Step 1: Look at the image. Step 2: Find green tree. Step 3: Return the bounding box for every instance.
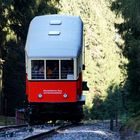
[0,0,9,114]
[105,84,123,130]
[112,0,140,114]
[91,84,123,130]
[0,0,7,56]
[59,0,125,118]
[2,0,59,115]
[90,94,106,120]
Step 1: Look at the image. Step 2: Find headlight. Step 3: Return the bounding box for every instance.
[38,93,43,99]
[63,93,68,98]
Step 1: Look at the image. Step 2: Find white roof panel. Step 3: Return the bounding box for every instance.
[25,15,83,58]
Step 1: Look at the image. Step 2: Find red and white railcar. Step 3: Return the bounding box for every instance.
[25,15,86,123]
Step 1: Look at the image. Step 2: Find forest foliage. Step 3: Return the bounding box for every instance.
[59,0,126,120]
[112,0,140,114]
[0,0,140,122]
[0,0,59,115]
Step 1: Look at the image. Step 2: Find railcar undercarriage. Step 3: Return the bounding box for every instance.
[25,102,84,124]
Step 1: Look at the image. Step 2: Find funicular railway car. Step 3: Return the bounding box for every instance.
[25,15,86,123]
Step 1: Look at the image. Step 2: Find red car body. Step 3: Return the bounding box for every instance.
[26,74,82,103]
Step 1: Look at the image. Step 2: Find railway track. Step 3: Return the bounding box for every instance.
[0,121,121,140]
[0,124,28,131]
[24,123,76,140]
[0,124,31,139]
[0,122,78,140]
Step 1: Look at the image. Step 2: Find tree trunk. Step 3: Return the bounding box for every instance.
[0,64,2,114]
[115,111,118,127]
[110,117,114,131]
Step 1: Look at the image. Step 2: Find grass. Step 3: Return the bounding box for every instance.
[125,115,140,131]
[0,115,16,126]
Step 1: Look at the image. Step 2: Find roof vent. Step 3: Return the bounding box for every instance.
[50,20,62,25]
[48,31,61,36]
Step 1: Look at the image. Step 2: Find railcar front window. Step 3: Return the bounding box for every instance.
[46,60,59,79]
[61,60,74,79]
[31,60,44,79]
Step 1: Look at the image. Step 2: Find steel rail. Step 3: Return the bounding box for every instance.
[24,123,77,140]
[0,124,29,138]
[0,124,28,132]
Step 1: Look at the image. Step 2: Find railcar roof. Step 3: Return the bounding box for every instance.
[25,15,83,58]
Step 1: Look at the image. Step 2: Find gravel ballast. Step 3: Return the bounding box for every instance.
[44,123,120,140]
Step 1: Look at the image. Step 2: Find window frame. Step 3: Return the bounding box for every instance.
[77,51,83,78]
[61,59,75,80]
[46,60,59,79]
[28,58,77,81]
[31,59,45,80]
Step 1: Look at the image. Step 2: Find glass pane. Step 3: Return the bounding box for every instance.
[46,60,59,79]
[77,57,79,76]
[31,60,44,79]
[77,55,81,75]
[61,60,74,79]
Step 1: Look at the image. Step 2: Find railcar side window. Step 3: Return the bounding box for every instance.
[77,54,82,76]
[77,56,80,76]
[31,60,44,79]
[61,60,74,79]
[46,60,59,79]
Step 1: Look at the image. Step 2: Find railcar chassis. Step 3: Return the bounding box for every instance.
[25,102,84,124]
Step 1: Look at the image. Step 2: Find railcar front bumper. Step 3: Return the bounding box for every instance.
[78,95,85,105]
